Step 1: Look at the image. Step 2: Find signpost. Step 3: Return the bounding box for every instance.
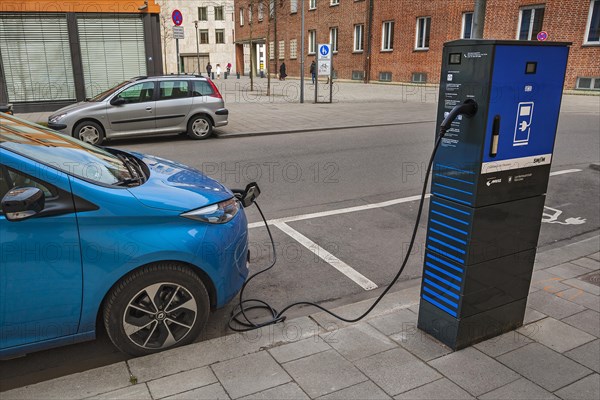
[315,44,333,104]
[172,10,183,74]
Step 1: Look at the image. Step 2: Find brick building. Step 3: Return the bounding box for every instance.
[233,0,600,91]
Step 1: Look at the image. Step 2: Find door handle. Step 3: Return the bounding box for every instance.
[145,107,152,111]
[490,115,500,157]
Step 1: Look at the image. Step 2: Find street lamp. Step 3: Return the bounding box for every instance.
[194,20,201,75]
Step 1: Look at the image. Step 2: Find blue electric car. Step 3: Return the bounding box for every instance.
[0,113,254,357]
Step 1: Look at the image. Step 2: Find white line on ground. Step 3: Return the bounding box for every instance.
[549,169,583,176]
[273,222,379,291]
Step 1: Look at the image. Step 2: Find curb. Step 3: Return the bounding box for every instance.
[216,120,436,139]
[590,163,600,171]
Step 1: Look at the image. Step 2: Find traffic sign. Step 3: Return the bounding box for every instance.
[172,9,183,26]
[173,26,184,40]
[537,31,548,41]
[318,60,331,76]
[318,44,331,60]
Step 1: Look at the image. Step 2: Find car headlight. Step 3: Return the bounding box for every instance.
[49,113,68,124]
[181,198,240,224]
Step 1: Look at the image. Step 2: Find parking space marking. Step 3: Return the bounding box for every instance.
[549,169,582,176]
[273,222,379,291]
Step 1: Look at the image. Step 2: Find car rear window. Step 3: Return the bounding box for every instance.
[192,80,214,96]
[159,80,190,100]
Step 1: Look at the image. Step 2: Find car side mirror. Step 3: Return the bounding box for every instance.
[1,187,45,222]
[111,97,126,106]
[238,183,261,208]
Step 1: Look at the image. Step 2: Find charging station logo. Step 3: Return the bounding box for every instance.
[514,102,534,146]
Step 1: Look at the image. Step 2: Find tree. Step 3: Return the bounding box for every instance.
[156,0,174,74]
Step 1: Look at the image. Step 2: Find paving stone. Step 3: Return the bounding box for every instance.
[517,317,595,353]
[320,322,397,361]
[211,352,291,399]
[473,331,533,357]
[282,350,367,398]
[87,384,153,400]
[547,263,595,279]
[571,257,600,270]
[562,310,600,337]
[147,367,217,399]
[524,308,547,324]
[393,378,473,399]
[531,270,570,293]
[367,308,418,336]
[355,347,442,396]
[526,290,586,320]
[563,277,600,296]
[163,383,230,400]
[478,378,558,400]
[556,288,600,313]
[587,253,600,262]
[0,362,131,400]
[318,381,391,400]
[239,383,309,400]
[554,374,600,400]
[428,347,519,396]
[389,327,452,361]
[497,343,591,392]
[564,340,600,373]
[268,336,331,364]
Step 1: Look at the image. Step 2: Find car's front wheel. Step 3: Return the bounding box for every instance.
[187,115,213,140]
[103,263,210,356]
[74,120,105,145]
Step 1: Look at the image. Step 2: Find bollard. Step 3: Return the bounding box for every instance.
[237,72,240,79]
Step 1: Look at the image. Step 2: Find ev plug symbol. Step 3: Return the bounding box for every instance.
[519,120,530,132]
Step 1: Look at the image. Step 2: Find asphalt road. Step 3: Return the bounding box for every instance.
[1,109,599,391]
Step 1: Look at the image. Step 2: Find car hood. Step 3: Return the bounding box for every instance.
[126,152,233,211]
[50,101,103,118]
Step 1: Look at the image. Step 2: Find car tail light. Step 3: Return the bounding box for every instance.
[207,79,223,99]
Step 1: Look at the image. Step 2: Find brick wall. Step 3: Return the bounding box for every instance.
[233,0,600,90]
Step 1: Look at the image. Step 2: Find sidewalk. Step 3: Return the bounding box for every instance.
[2,235,598,400]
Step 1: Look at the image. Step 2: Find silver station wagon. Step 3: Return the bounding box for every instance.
[48,75,228,144]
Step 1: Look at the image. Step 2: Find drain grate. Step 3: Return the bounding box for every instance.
[579,271,600,287]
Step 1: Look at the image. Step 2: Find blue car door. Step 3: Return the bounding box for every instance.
[0,156,83,350]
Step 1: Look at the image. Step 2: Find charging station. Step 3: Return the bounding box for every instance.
[417,39,570,350]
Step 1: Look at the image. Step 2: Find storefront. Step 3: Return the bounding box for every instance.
[0,1,163,112]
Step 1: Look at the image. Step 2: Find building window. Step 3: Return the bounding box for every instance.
[354,24,364,51]
[352,70,364,80]
[518,6,545,40]
[239,8,244,26]
[269,41,274,60]
[200,29,209,44]
[412,72,427,83]
[269,0,275,19]
[379,71,392,82]
[382,21,394,51]
[310,0,317,10]
[249,5,253,23]
[330,27,338,52]
[309,30,316,54]
[416,17,431,50]
[331,0,340,5]
[462,12,473,39]
[290,39,298,59]
[258,3,264,21]
[214,6,224,21]
[279,40,285,59]
[215,29,225,44]
[585,0,600,44]
[291,0,298,14]
[576,77,600,90]
[198,7,208,21]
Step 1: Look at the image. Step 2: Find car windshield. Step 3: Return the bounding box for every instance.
[89,80,132,102]
[0,114,135,185]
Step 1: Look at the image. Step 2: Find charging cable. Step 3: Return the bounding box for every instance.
[229,100,477,332]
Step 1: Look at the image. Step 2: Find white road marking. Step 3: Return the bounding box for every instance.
[273,222,379,291]
[549,169,582,176]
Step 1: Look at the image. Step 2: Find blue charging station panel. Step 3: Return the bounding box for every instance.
[418,40,570,350]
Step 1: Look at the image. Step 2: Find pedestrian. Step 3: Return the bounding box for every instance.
[279,62,287,81]
[226,62,232,75]
[206,62,213,78]
[216,64,222,79]
[309,60,316,84]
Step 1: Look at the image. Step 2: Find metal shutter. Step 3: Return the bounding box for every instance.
[77,16,147,98]
[0,13,75,102]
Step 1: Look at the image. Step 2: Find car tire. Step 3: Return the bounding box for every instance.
[74,120,105,145]
[187,115,213,140]
[103,263,210,357]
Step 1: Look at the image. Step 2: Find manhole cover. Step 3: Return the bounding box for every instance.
[579,271,600,287]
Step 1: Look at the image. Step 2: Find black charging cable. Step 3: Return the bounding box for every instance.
[229,100,477,331]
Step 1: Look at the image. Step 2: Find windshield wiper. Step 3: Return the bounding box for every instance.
[115,153,145,186]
